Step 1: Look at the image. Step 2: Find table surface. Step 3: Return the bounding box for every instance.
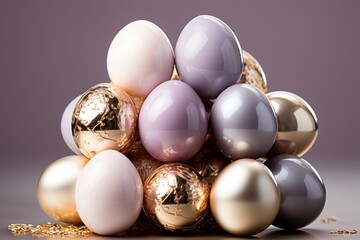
[1,156,359,240]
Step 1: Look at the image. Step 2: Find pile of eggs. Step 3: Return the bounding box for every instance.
[36,15,326,236]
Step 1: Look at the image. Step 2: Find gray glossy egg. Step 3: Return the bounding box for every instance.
[175,15,243,99]
[210,84,277,160]
[265,154,326,230]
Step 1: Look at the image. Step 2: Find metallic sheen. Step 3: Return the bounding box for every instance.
[267,91,318,157]
[72,83,137,158]
[127,141,164,183]
[171,66,180,80]
[185,143,231,186]
[237,50,267,93]
[143,163,209,231]
[37,155,89,224]
[175,15,243,99]
[210,159,280,236]
[211,84,278,160]
[265,154,326,230]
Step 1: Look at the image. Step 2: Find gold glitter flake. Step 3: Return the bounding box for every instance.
[330,229,357,236]
[321,216,338,223]
[8,223,93,238]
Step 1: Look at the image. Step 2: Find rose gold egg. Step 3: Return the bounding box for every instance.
[237,50,267,93]
[127,141,163,183]
[143,163,209,231]
[186,144,231,186]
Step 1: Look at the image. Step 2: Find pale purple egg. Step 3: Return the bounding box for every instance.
[175,15,243,99]
[139,80,208,163]
[211,84,277,160]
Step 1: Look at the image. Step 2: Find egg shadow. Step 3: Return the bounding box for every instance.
[259,228,320,240]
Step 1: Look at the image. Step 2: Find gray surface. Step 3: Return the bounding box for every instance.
[1,0,360,239]
[1,157,359,239]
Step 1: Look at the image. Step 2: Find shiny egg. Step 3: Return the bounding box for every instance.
[75,150,143,235]
[175,15,243,99]
[107,20,174,97]
[139,80,208,163]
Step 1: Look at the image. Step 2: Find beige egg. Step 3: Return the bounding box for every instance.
[37,155,89,224]
[267,91,318,156]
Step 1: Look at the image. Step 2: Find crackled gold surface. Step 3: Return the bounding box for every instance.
[185,144,231,186]
[72,83,137,158]
[143,163,209,231]
[127,141,164,183]
[237,50,267,93]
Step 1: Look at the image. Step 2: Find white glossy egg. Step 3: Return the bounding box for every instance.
[75,150,143,235]
[61,95,82,155]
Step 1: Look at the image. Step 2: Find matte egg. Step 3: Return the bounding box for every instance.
[75,150,143,235]
[265,154,326,230]
[211,84,277,160]
[60,95,82,155]
[107,20,174,97]
[139,80,208,163]
[175,15,243,99]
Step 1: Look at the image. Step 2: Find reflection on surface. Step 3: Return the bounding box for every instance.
[36,228,324,240]
[260,229,319,240]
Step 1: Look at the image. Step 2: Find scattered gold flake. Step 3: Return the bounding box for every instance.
[322,216,338,223]
[330,229,357,236]
[8,223,93,238]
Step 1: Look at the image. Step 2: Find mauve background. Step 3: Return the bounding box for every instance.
[1,0,359,239]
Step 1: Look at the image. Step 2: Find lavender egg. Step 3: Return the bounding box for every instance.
[139,80,208,163]
[211,84,277,160]
[175,15,243,99]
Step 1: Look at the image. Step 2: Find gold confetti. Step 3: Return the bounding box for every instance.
[330,229,357,236]
[8,223,93,238]
[322,216,337,223]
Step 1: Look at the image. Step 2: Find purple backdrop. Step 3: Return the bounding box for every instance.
[1,1,360,224]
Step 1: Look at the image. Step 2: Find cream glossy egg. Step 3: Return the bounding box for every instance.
[107,20,174,97]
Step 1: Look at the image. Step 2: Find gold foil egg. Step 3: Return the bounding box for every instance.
[237,50,267,93]
[37,155,89,224]
[127,141,164,183]
[72,83,137,158]
[267,91,318,157]
[143,163,209,231]
[171,66,180,80]
[185,144,231,186]
[129,95,146,116]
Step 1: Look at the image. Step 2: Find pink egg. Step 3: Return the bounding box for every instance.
[107,20,174,97]
[75,150,143,235]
